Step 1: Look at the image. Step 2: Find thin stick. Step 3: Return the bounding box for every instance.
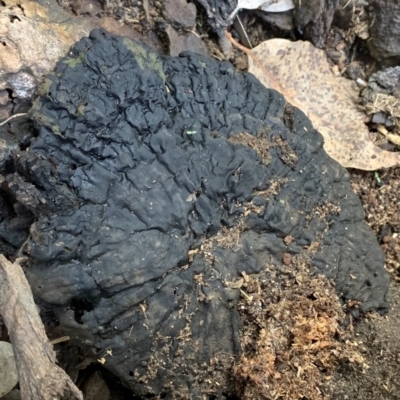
[0,113,28,127]
[0,255,83,400]
[50,336,71,345]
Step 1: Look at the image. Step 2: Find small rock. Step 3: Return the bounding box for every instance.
[67,0,103,16]
[257,10,294,31]
[0,342,18,398]
[344,62,365,82]
[368,0,400,62]
[163,0,197,29]
[369,66,400,97]
[371,112,387,125]
[82,371,111,400]
[385,118,394,128]
[166,25,209,57]
[282,253,292,265]
[326,50,344,64]
[116,7,125,19]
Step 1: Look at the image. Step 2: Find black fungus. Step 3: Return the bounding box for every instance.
[0,29,389,399]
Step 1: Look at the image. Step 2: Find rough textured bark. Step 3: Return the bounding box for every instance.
[0,255,83,400]
[293,0,340,48]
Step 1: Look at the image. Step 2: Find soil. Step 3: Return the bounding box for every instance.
[2,0,400,399]
[329,168,400,400]
[324,280,400,400]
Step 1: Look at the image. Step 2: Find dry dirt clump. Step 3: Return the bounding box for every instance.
[233,255,366,400]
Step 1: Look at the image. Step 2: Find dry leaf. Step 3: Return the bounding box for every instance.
[247,39,400,170]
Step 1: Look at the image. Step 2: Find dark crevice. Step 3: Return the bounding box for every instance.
[9,14,21,23]
[17,3,25,15]
[70,297,95,325]
[5,88,13,99]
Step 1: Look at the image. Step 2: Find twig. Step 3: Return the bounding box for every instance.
[143,0,150,21]
[50,336,71,345]
[0,255,83,400]
[0,113,28,127]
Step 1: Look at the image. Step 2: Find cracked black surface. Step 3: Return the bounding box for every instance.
[0,29,390,399]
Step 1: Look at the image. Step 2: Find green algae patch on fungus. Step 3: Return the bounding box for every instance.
[123,38,165,83]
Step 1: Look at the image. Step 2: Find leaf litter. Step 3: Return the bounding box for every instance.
[226,33,400,170]
[364,93,400,146]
